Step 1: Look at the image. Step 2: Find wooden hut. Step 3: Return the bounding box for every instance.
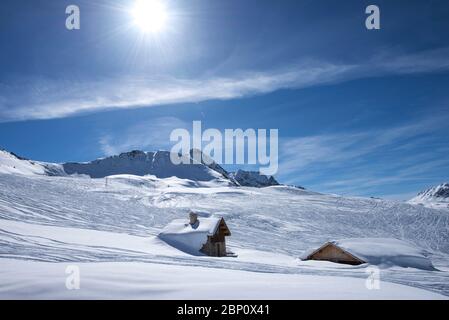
[158,212,232,257]
[304,241,366,265]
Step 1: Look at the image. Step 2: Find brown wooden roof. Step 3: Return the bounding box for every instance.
[216,217,231,236]
[306,242,366,264]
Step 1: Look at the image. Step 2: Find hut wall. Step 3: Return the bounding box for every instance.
[201,236,227,257]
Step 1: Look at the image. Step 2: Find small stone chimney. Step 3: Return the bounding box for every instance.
[189,212,198,225]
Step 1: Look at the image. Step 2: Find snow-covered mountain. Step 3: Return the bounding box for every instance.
[230,169,280,187]
[2,149,289,188]
[63,150,233,183]
[0,149,235,184]
[408,183,449,211]
[1,148,449,299]
[0,149,289,188]
[0,149,64,176]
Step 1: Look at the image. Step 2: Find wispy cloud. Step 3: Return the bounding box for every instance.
[374,47,449,74]
[0,63,355,122]
[278,114,449,198]
[2,47,449,122]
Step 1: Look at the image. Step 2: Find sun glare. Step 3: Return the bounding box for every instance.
[132,0,168,33]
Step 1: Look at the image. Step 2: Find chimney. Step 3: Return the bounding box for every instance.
[189,212,198,225]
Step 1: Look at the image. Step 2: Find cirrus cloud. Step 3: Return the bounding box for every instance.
[1,47,449,122]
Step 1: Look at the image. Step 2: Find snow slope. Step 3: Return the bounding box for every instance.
[0,150,63,176]
[1,152,449,299]
[1,259,445,300]
[408,183,449,211]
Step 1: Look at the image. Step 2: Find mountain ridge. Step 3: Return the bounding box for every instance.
[408,182,449,211]
[0,148,283,188]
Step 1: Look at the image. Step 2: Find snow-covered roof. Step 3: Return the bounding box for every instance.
[158,217,224,255]
[306,238,435,270]
[161,217,222,236]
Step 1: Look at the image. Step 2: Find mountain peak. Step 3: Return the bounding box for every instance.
[416,183,449,199]
[408,183,449,211]
[230,170,280,188]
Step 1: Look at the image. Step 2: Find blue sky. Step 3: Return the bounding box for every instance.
[1,0,449,199]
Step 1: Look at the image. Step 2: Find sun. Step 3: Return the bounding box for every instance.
[132,0,168,33]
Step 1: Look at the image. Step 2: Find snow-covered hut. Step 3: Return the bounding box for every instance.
[303,238,435,270]
[158,212,231,257]
[304,241,365,265]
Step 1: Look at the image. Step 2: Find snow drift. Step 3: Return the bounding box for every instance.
[158,216,222,255]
